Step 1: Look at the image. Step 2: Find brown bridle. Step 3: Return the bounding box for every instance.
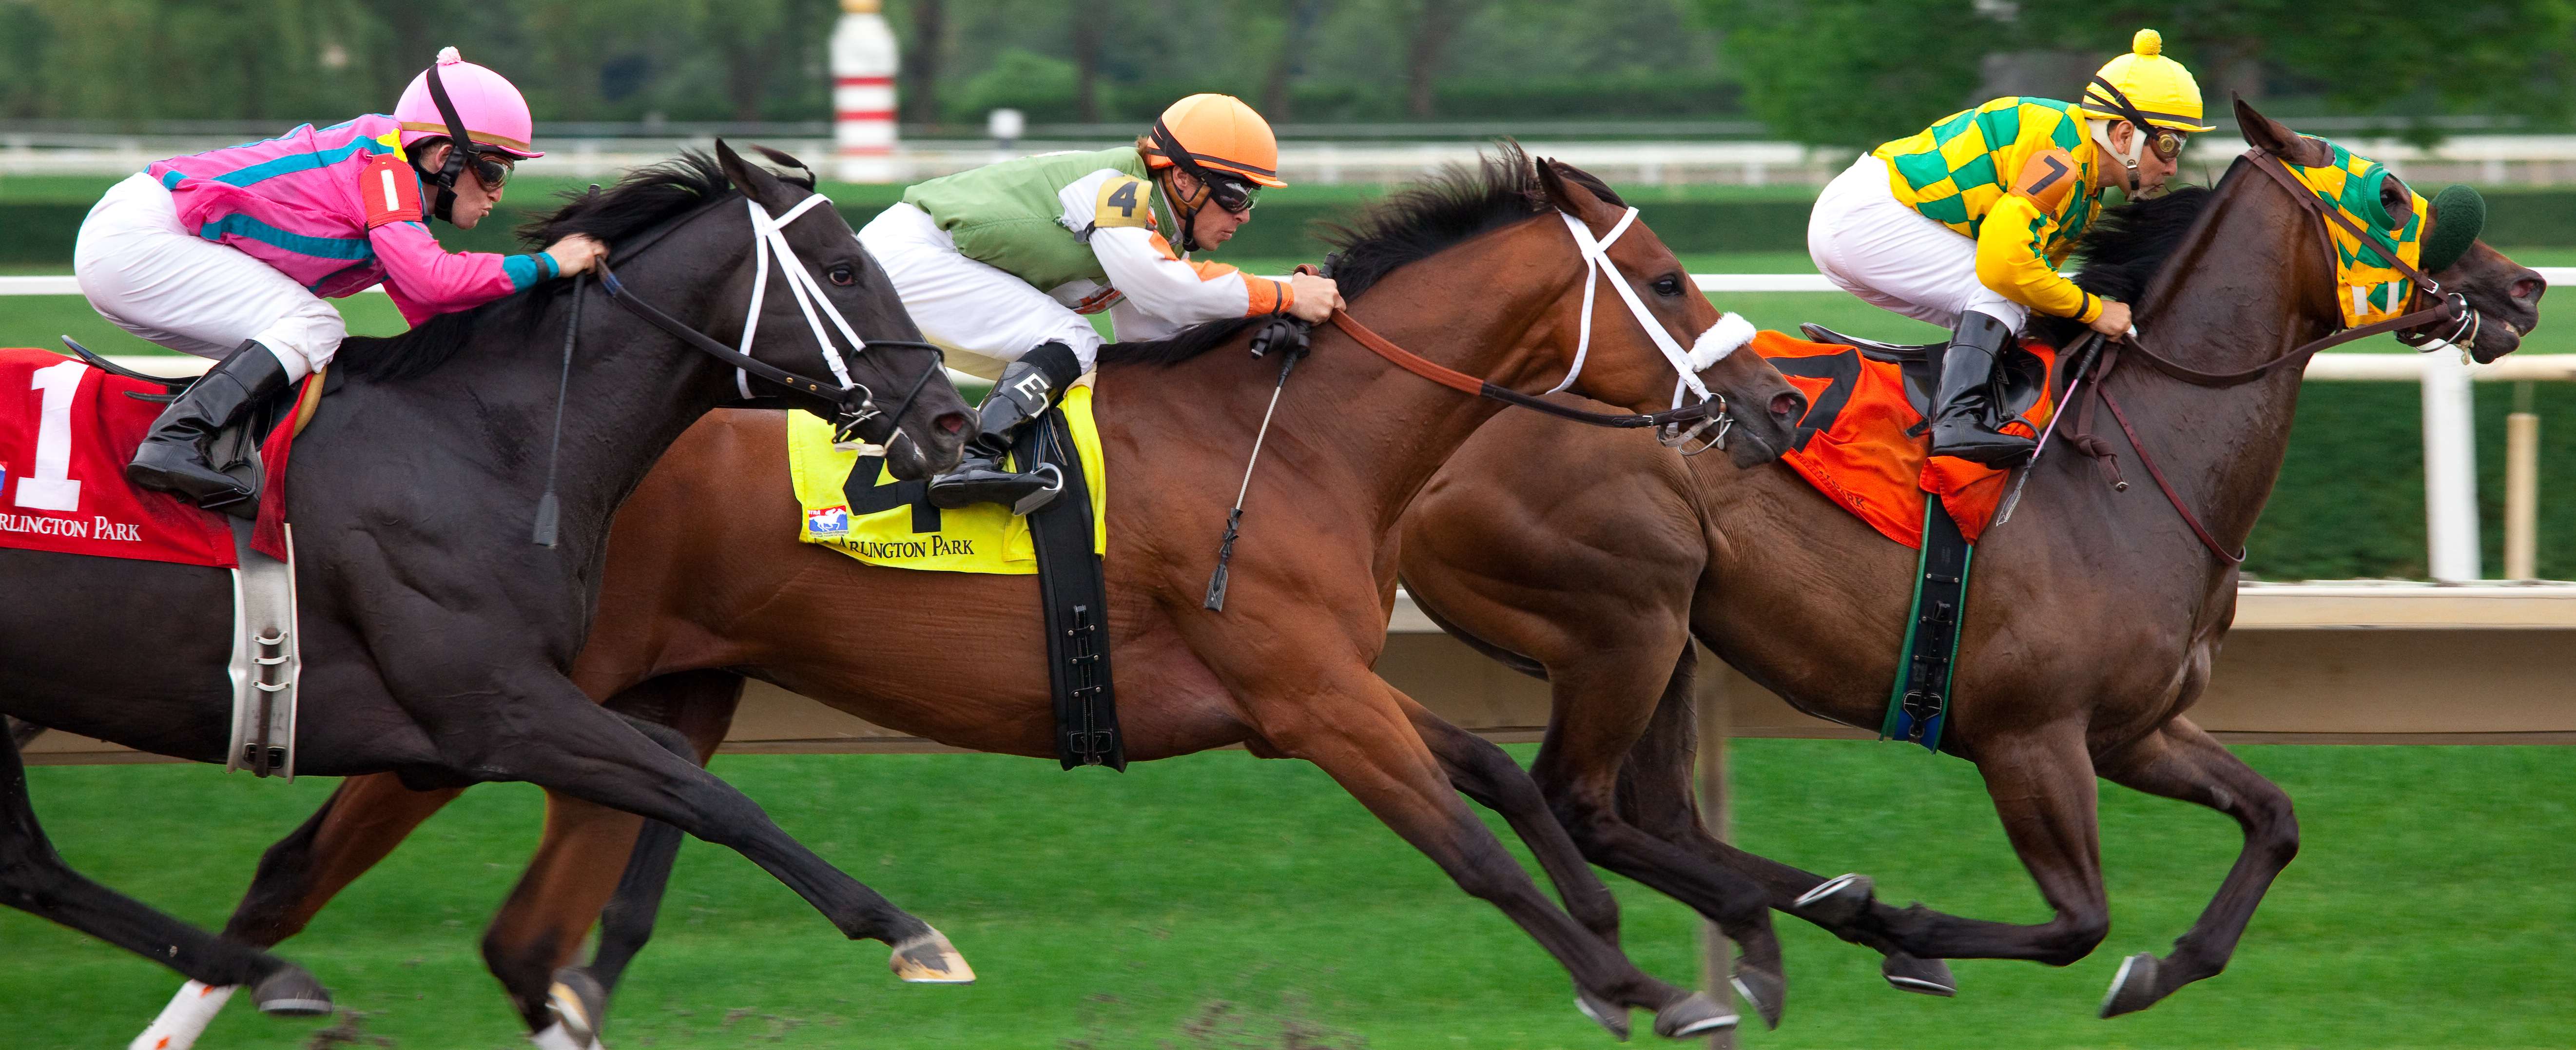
[1325,310,1732,432]
[2061,148,2481,564]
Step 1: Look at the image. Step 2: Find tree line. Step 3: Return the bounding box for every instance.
[0,0,2565,145]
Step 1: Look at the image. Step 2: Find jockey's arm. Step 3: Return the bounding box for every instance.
[1972,149,2106,325]
[368,218,557,327]
[1061,170,1294,335]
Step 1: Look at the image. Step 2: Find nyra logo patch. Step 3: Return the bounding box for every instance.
[805,504,852,537]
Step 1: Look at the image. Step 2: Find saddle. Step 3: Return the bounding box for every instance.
[65,338,331,523]
[1795,323,2050,428]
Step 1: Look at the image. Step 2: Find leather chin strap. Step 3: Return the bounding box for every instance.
[421,61,480,225]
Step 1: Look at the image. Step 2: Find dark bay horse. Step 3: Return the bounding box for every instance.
[1400,100,2545,1018]
[128,148,1812,1045]
[1,144,973,1026]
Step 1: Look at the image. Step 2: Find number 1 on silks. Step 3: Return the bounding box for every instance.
[16,360,85,512]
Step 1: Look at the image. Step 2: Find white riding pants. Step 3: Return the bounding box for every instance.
[73,173,343,382]
[857,202,1104,381]
[1807,155,2029,333]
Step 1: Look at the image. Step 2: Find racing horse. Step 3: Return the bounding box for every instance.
[141,146,1813,1045]
[0,144,975,1022]
[1398,99,2545,1017]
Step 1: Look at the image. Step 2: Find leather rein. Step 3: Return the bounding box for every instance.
[1326,310,1730,431]
[2062,149,2479,564]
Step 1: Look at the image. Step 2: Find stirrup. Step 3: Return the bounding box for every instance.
[1011,464,1065,515]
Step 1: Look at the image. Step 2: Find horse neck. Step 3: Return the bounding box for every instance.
[1294,226,1581,531]
[2067,180,2341,561]
[327,262,736,559]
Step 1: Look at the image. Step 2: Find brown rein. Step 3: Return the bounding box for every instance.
[2061,150,2480,564]
[1325,310,1729,430]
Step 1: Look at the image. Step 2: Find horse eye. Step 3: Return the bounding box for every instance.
[828,264,856,287]
[1652,275,1683,297]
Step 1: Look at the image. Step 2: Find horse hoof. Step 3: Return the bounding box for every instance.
[249,967,331,1016]
[1792,872,1875,928]
[2099,952,2162,1018]
[1651,992,1739,1039]
[1573,991,1631,1041]
[1882,953,1956,997]
[547,967,610,1045]
[889,928,976,984]
[1730,967,1786,1030]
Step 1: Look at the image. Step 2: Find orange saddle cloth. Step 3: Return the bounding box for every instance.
[1751,330,2060,548]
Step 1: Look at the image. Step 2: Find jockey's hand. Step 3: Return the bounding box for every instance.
[2090,299,2133,337]
[1286,272,1343,323]
[544,234,608,277]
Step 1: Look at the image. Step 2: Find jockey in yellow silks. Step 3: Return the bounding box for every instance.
[1807,30,2211,463]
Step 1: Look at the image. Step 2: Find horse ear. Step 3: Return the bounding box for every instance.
[754,145,819,189]
[2234,95,2329,166]
[715,138,788,206]
[1535,157,1604,220]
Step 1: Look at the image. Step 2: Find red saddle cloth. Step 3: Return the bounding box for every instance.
[1751,331,2059,548]
[0,348,302,568]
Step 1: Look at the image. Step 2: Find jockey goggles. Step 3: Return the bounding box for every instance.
[2088,76,2189,162]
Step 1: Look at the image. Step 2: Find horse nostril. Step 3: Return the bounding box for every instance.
[1770,391,1805,420]
[2514,277,2545,302]
[935,411,968,435]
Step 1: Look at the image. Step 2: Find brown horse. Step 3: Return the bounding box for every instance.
[144,147,1812,1044]
[1400,99,2545,1018]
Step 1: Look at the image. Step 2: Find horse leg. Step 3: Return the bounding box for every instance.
[134,775,467,1050]
[1519,642,1793,1026]
[0,723,329,1021]
[2091,717,2298,1017]
[1854,725,2114,968]
[1608,647,1957,996]
[1253,673,1736,1040]
[478,674,743,1046]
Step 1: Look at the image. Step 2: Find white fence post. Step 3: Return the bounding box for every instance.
[2422,350,2482,582]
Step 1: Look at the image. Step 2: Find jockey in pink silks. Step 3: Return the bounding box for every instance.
[75,47,606,508]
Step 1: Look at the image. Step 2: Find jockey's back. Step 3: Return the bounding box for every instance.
[901,145,1161,295]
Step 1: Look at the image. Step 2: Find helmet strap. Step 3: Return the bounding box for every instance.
[1151,118,1218,254]
[421,60,484,225]
[2090,119,2146,187]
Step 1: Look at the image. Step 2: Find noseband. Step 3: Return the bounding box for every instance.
[1326,205,1758,444]
[597,193,945,445]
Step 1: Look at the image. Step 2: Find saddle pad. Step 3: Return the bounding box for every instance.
[788,383,1108,572]
[0,348,237,567]
[1754,331,2059,547]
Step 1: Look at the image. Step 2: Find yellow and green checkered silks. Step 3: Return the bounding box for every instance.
[1873,97,2103,249]
[2280,140,2429,328]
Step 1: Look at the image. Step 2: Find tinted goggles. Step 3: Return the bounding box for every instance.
[469,153,515,189]
[2142,128,2188,162]
[1206,175,1260,214]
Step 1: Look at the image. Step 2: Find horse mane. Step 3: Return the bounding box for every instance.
[2031,181,2219,347]
[1101,141,1618,368]
[334,151,741,382]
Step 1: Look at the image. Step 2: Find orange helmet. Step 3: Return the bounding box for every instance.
[1143,94,1287,190]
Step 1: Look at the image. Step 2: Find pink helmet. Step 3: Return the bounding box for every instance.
[394,47,543,159]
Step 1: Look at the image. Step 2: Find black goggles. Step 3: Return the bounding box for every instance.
[1205,175,1260,214]
[468,153,515,189]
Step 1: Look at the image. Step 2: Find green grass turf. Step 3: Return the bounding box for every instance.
[1,743,2568,1048]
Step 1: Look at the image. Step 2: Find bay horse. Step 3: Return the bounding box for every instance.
[126,147,1812,1045]
[1399,99,2545,1018]
[0,144,974,1024]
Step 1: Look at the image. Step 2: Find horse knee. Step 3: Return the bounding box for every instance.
[2244,789,2300,868]
[2037,910,2111,966]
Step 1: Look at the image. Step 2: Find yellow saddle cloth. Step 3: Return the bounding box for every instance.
[787,385,1107,573]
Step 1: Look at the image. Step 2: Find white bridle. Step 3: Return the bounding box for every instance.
[734,194,871,402]
[1548,208,1758,411]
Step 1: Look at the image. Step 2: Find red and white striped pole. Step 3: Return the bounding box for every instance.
[832,0,899,183]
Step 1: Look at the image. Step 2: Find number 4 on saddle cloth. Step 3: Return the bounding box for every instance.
[0,345,319,778]
[1752,326,2065,753]
[788,383,1123,770]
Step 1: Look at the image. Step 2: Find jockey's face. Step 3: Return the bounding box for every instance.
[1169,170,1248,249]
[2111,121,2181,195]
[417,142,503,230]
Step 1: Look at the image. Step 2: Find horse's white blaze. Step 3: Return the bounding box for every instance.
[128,980,235,1050]
[16,360,85,512]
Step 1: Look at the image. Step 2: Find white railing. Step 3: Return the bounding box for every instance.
[8,271,2567,579]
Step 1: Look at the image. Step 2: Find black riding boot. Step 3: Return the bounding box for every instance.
[928,342,1084,514]
[126,339,293,508]
[1925,311,2034,465]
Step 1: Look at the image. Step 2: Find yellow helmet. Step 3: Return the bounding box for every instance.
[2080,30,2215,134]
